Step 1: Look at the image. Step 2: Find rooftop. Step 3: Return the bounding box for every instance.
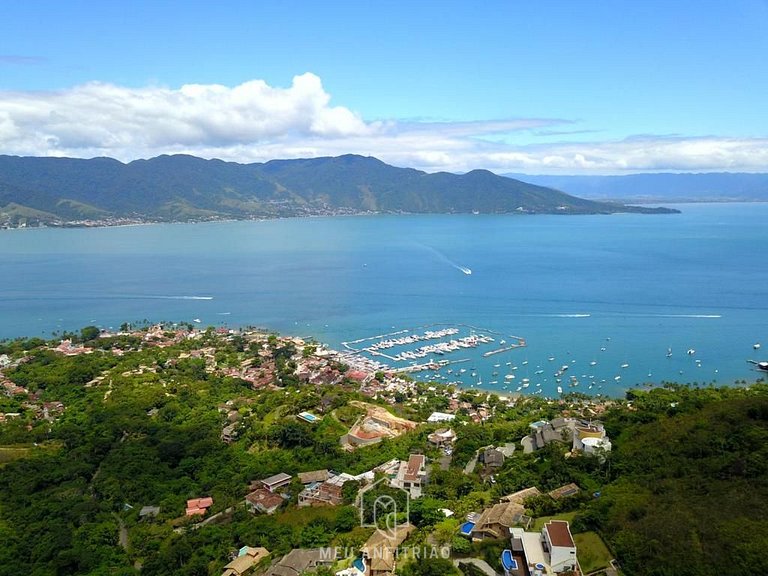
[548,483,580,500]
[361,523,416,572]
[222,547,270,576]
[298,470,329,484]
[427,411,456,422]
[404,454,425,481]
[246,488,284,512]
[500,486,541,504]
[545,520,575,548]
[473,501,526,537]
[264,548,331,576]
[187,497,213,509]
[261,472,292,487]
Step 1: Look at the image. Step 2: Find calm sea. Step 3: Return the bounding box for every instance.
[2,203,767,397]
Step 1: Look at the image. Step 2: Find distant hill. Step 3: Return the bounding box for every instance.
[505,172,768,203]
[0,154,678,226]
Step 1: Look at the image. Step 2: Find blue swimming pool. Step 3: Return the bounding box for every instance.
[501,549,518,570]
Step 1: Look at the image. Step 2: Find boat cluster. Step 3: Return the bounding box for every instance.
[367,327,460,351]
[390,334,493,361]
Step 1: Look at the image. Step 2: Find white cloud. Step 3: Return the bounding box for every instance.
[0,74,767,175]
[0,73,374,155]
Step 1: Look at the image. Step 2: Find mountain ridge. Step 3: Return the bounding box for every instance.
[0,154,678,226]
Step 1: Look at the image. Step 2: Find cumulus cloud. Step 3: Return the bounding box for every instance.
[0,73,374,156]
[0,74,766,174]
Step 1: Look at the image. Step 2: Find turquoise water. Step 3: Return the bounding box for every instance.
[1,203,767,397]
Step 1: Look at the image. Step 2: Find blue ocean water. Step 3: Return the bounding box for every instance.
[1,203,767,397]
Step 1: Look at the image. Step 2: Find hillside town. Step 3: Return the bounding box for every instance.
[0,323,624,576]
[3,322,765,576]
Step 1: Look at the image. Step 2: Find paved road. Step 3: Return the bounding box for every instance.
[113,513,128,550]
[174,505,236,534]
[463,453,478,475]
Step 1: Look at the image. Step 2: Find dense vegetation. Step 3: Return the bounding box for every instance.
[0,154,677,226]
[583,386,768,575]
[0,329,766,576]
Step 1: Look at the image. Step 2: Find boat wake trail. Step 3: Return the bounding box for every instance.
[523,313,591,318]
[418,244,472,275]
[146,295,214,301]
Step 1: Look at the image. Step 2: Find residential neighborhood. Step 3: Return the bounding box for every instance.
[4,322,724,576]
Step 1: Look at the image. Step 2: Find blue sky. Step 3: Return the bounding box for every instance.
[1,1,767,173]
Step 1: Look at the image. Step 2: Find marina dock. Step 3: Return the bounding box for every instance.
[483,336,527,357]
[340,324,528,384]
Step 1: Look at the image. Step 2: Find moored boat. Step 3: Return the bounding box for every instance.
[748,360,768,372]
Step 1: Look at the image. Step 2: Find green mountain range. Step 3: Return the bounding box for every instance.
[0,154,678,225]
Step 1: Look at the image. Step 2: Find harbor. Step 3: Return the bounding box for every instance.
[2,206,766,397]
[341,324,532,388]
[336,321,759,400]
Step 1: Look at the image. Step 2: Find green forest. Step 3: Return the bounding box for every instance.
[0,154,677,227]
[0,327,767,576]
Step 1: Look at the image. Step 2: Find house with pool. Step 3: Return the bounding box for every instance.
[504,520,578,575]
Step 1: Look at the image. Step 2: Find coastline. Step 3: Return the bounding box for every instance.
[2,205,766,393]
[18,197,768,233]
[0,201,687,232]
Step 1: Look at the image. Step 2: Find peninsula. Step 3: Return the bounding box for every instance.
[0,154,678,228]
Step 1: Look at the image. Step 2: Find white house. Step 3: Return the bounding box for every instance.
[427,428,456,447]
[427,412,455,423]
[509,520,578,574]
[542,521,577,573]
[390,454,427,498]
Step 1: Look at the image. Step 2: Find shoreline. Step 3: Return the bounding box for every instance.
[2,315,764,398]
[2,320,765,403]
[19,201,768,233]
[0,201,691,232]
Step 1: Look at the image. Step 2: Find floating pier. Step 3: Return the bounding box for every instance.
[482,336,526,357]
[340,324,525,383]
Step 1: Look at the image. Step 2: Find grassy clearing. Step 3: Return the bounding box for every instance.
[263,405,286,426]
[0,446,32,465]
[0,442,61,466]
[574,531,613,574]
[531,511,578,532]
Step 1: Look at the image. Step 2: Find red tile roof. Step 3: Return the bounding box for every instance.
[546,520,575,548]
[186,497,213,510]
[404,454,425,482]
